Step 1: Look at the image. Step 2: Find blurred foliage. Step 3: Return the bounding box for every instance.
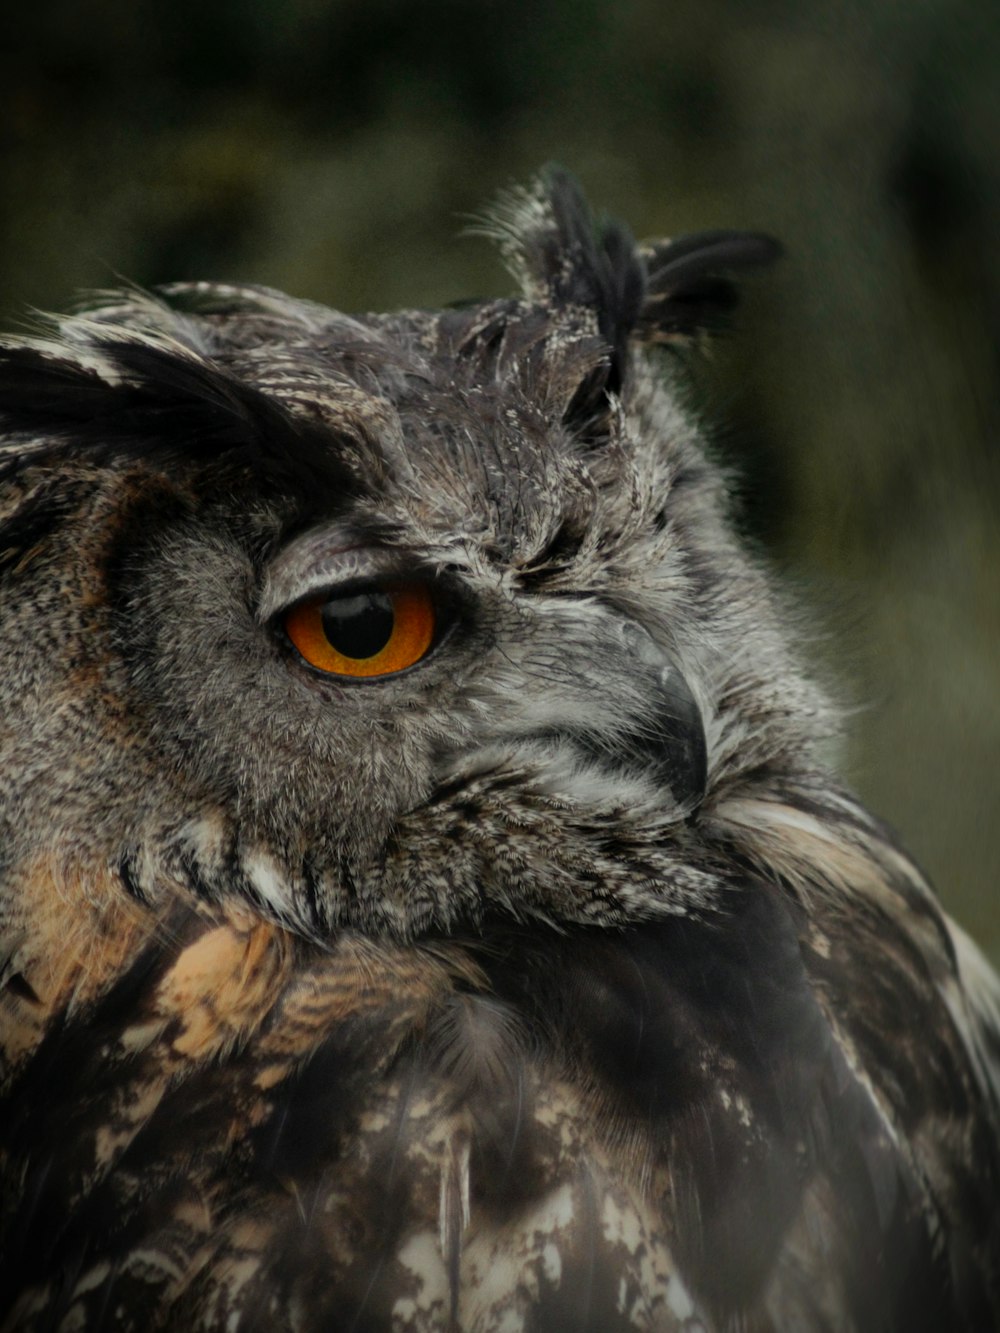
[2,0,998,956]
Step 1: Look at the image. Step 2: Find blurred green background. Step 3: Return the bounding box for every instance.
[3,0,998,959]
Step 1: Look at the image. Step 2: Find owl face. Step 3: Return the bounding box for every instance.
[0,176,799,950]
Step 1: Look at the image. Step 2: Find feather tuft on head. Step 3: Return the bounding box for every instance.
[479,165,781,428]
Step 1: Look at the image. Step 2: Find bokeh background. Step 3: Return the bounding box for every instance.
[4,0,998,960]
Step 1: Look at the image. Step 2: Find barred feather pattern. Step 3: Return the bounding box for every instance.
[1,170,998,1331]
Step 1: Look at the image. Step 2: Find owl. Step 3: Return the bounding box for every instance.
[0,168,998,1333]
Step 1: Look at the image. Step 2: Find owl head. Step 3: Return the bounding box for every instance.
[0,168,799,953]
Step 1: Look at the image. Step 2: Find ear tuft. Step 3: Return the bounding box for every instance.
[482,166,644,400]
[483,168,781,397]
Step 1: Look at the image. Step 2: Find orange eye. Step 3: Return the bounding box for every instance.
[283,582,436,678]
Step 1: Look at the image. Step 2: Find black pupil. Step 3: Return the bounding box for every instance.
[320,590,395,659]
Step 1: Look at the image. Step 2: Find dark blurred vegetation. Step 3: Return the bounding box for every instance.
[2,0,998,957]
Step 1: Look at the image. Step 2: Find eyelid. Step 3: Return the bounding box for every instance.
[260,528,402,623]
